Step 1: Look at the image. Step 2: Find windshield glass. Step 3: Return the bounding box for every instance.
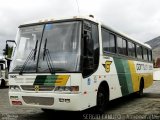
[38,21,81,72]
[10,25,44,73]
[10,21,81,73]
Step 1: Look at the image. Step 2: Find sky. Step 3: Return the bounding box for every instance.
[0,0,160,53]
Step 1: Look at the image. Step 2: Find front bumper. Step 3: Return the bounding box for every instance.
[9,91,88,111]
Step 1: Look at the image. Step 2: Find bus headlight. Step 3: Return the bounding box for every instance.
[55,86,79,93]
[9,85,21,92]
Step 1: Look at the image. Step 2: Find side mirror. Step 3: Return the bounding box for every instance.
[5,40,16,59]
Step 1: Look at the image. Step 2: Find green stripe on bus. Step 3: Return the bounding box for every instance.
[124,60,133,94]
[44,75,58,85]
[34,75,47,85]
[34,75,58,85]
[114,58,133,96]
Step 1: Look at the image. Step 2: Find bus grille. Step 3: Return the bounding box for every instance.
[22,96,54,105]
[21,85,55,91]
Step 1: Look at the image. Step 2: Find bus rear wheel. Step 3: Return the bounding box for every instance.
[137,80,144,97]
[96,86,108,113]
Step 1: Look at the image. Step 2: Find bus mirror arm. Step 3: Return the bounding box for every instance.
[6,40,17,46]
[5,43,9,55]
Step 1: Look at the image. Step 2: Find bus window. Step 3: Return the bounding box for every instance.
[117,37,123,54]
[102,29,116,54]
[109,34,116,53]
[117,37,127,55]
[91,24,99,67]
[82,21,99,77]
[148,50,152,61]
[136,45,143,59]
[102,29,110,53]
[143,48,148,61]
[128,41,135,57]
[122,39,127,55]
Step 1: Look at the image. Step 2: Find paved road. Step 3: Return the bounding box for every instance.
[0,81,160,120]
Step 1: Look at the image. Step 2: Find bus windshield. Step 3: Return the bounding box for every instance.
[10,21,82,73]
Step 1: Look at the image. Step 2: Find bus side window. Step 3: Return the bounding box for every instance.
[109,34,116,53]
[143,47,148,61]
[148,50,152,61]
[83,21,94,76]
[82,21,99,77]
[83,30,93,56]
[128,41,136,57]
[136,45,143,60]
[122,39,127,55]
[101,29,116,54]
[91,23,99,67]
[117,37,127,56]
[102,29,110,53]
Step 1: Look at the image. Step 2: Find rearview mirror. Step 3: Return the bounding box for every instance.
[4,40,16,59]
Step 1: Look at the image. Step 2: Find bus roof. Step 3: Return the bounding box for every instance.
[21,15,151,49]
[21,15,99,26]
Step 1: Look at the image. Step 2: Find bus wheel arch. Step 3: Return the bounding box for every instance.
[96,81,109,113]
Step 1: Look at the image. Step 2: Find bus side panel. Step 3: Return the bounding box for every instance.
[100,56,123,100]
[128,60,140,92]
[143,72,153,88]
[113,57,134,96]
[128,61,153,92]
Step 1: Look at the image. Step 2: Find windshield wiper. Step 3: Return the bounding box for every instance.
[19,40,38,75]
[43,38,54,74]
[33,40,38,60]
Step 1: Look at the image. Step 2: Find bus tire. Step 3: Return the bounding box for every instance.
[1,79,5,88]
[96,85,109,113]
[137,79,144,97]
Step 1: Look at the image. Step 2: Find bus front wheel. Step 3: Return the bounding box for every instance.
[96,86,108,113]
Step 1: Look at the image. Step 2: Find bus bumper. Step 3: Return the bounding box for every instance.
[9,92,92,111]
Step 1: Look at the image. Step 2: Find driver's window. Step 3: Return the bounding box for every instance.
[82,21,99,78]
[83,30,93,56]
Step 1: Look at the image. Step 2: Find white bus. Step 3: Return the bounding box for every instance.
[8,16,153,113]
